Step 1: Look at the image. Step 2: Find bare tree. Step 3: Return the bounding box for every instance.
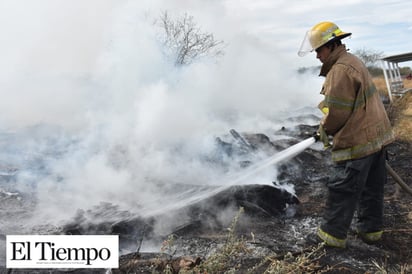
[353,48,384,67]
[157,11,225,66]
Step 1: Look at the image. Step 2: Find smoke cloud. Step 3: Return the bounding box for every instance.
[0,0,322,226]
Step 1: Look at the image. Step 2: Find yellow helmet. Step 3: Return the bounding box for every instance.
[298,21,351,57]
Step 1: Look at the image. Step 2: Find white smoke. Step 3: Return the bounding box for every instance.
[0,0,322,224]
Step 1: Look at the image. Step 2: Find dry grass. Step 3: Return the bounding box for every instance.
[373,76,412,96]
[404,78,412,89]
[373,76,412,142]
[373,76,390,96]
[387,91,412,142]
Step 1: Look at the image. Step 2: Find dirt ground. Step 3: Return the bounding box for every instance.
[294,140,412,273]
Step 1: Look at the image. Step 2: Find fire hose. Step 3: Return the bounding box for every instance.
[230,131,411,196]
[385,161,412,196]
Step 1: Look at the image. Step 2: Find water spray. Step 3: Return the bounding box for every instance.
[140,136,317,217]
[229,136,316,184]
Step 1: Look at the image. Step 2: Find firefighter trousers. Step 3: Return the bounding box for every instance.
[320,148,387,240]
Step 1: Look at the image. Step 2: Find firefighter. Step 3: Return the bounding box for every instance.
[298,21,395,248]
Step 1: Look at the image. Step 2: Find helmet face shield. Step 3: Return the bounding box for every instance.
[298,30,313,57]
[297,21,351,57]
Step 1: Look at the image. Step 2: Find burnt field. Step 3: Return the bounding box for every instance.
[107,134,412,274]
[111,92,412,273]
[2,93,412,274]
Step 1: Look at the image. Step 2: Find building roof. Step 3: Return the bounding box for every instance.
[381,52,412,63]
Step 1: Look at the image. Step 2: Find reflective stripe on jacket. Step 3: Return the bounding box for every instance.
[319,45,395,162]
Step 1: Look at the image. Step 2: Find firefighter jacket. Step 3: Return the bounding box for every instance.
[318,44,395,162]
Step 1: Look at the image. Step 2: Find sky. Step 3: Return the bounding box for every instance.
[1,0,412,224]
[222,0,412,67]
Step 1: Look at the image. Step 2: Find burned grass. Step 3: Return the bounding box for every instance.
[113,138,411,273]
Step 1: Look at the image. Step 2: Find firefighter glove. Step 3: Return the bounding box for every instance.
[317,124,331,148]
